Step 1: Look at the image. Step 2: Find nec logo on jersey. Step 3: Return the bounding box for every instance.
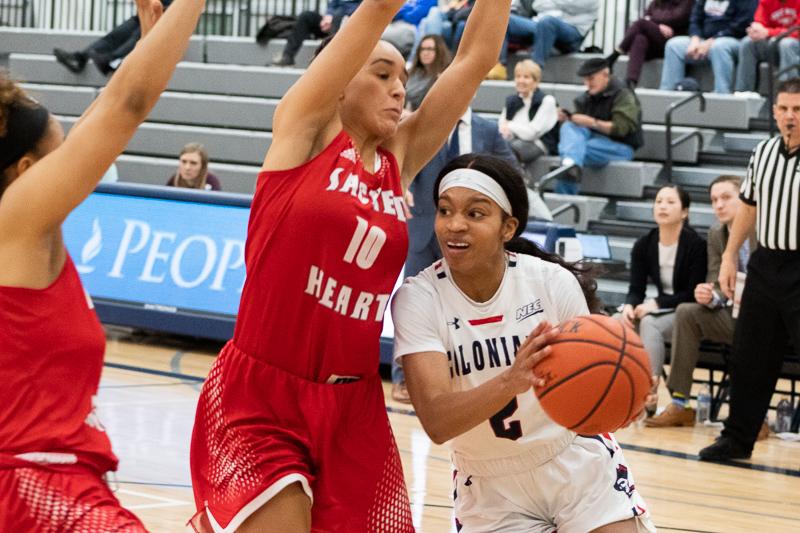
[447,317,461,330]
[516,299,543,322]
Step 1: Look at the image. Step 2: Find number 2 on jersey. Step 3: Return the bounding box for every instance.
[490,398,523,440]
[344,216,386,269]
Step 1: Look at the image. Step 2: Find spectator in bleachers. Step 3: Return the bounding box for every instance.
[605,0,694,87]
[618,185,707,415]
[734,0,800,95]
[405,35,451,111]
[273,0,362,66]
[659,0,758,93]
[382,0,439,58]
[411,0,473,53]
[166,143,221,191]
[498,60,559,164]
[53,0,173,76]
[488,0,599,81]
[646,175,758,427]
[555,58,643,195]
[392,106,517,402]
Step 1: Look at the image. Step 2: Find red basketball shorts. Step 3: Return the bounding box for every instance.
[189,341,414,532]
[0,466,146,532]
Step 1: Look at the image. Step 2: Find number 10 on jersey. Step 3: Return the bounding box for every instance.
[344,216,387,270]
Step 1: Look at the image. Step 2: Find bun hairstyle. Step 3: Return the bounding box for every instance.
[0,72,51,188]
[434,154,602,313]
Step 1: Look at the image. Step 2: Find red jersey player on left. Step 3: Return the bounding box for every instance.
[0,1,204,530]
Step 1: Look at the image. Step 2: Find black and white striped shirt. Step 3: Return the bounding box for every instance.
[741,136,800,250]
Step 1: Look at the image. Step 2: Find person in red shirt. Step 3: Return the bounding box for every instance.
[735,0,800,93]
[0,1,204,531]
[188,0,511,531]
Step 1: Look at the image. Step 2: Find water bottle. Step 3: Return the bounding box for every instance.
[776,397,793,433]
[696,385,711,424]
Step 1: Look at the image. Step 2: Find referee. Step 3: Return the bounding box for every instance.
[699,78,800,461]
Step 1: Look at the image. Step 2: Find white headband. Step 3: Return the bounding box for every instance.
[439,168,513,215]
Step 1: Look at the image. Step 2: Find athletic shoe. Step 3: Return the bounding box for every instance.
[271,55,295,67]
[698,436,752,461]
[88,51,113,76]
[644,403,696,427]
[53,48,87,73]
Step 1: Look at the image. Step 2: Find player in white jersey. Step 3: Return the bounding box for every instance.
[392,154,656,532]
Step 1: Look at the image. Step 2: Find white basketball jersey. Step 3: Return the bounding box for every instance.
[393,252,590,464]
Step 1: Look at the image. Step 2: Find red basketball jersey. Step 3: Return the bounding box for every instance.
[0,255,117,475]
[234,131,409,382]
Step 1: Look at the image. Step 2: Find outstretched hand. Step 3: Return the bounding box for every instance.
[503,321,560,395]
[137,0,164,39]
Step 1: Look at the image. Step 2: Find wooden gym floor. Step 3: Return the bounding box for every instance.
[99,327,799,532]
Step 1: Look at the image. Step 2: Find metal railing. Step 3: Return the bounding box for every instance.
[1,0,641,46]
[0,0,323,37]
[664,91,705,182]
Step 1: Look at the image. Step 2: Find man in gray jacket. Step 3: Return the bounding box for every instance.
[503,0,598,67]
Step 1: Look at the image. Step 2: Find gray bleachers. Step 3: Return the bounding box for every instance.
[527,156,661,198]
[0,27,204,62]
[58,116,271,166]
[723,131,769,153]
[22,83,96,115]
[542,193,608,232]
[616,200,717,228]
[473,81,764,130]
[204,36,319,67]
[671,165,744,188]
[115,154,260,194]
[10,52,764,132]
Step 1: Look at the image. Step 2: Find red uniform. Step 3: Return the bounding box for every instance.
[0,256,145,531]
[190,131,414,532]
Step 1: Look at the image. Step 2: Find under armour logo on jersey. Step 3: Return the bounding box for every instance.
[447,317,461,330]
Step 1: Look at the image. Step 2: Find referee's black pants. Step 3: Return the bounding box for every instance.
[722,248,800,449]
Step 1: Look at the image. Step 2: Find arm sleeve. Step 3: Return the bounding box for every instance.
[392,280,447,360]
[656,235,708,309]
[625,236,649,306]
[688,0,705,36]
[740,148,758,206]
[550,266,591,322]
[716,0,758,38]
[507,95,558,142]
[609,91,640,138]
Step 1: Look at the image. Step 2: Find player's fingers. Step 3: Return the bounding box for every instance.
[519,325,559,358]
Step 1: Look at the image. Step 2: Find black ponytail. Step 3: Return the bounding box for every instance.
[434,154,603,313]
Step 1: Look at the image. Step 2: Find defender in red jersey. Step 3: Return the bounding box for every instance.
[0,1,205,530]
[189,0,513,530]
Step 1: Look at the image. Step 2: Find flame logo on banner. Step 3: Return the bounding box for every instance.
[77,218,102,274]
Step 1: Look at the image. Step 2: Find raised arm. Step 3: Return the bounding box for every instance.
[0,0,204,237]
[392,0,511,186]
[265,0,407,171]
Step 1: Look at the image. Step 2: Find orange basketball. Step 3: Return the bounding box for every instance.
[532,314,652,434]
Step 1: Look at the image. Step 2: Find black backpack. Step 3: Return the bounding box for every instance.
[256,15,297,45]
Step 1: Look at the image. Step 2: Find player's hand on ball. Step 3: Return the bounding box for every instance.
[504,321,559,394]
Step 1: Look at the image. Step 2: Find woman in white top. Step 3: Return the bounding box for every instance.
[619,184,707,415]
[392,154,655,533]
[498,60,559,164]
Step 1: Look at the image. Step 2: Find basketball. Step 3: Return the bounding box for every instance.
[532,314,652,434]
